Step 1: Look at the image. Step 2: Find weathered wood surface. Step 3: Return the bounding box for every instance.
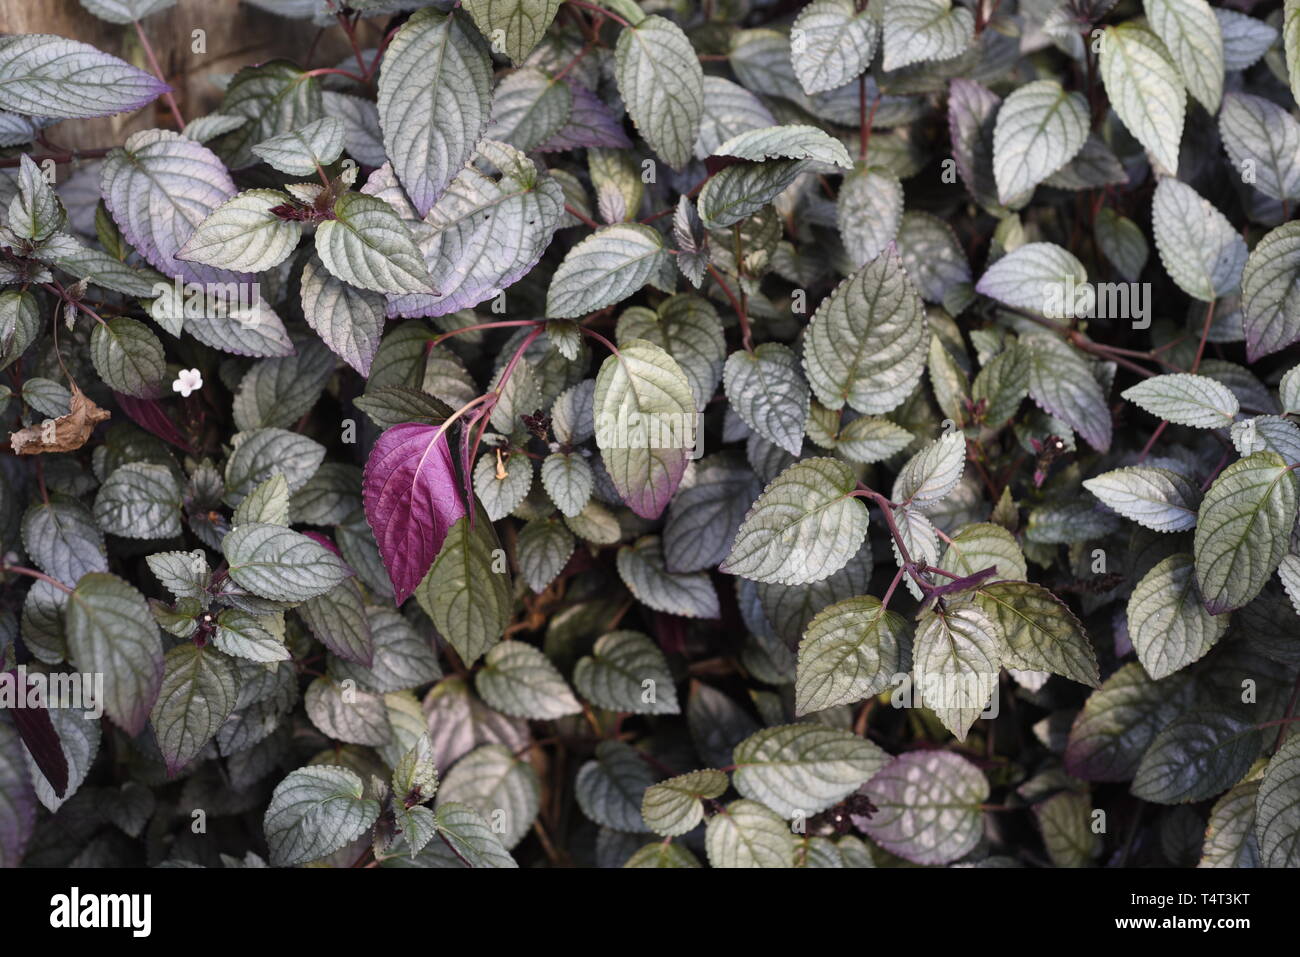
[0,0,382,150]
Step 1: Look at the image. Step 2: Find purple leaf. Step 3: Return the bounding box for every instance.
[538,80,633,152]
[113,391,196,454]
[362,423,467,604]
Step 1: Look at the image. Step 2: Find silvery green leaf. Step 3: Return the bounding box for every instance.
[66,573,163,736]
[834,415,915,464]
[913,603,1000,741]
[211,60,323,170]
[723,343,810,456]
[795,596,907,715]
[615,15,704,169]
[1232,416,1300,467]
[615,294,725,411]
[892,432,966,512]
[416,514,511,666]
[23,496,108,586]
[177,189,301,273]
[151,643,237,774]
[485,68,572,152]
[475,640,581,720]
[974,580,1100,687]
[1099,23,1185,174]
[78,0,177,24]
[0,290,39,371]
[1218,93,1300,203]
[722,458,869,586]
[223,523,351,602]
[431,802,518,867]
[263,765,380,867]
[474,453,533,521]
[516,517,574,593]
[592,337,696,519]
[1216,9,1276,71]
[617,536,720,619]
[1025,501,1121,545]
[565,501,621,545]
[1065,662,1186,781]
[1122,373,1239,429]
[330,607,439,693]
[1241,221,1300,362]
[1144,0,1224,112]
[324,92,385,168]
[1200,778,1261,867]
[315,191,433,295]
[1133,710,1262,804]
[642,769,728,837]
[895,211,971,304]
[663,452,758,573]
[947,77,1004,213]
[975,241,1087,314]
[541,452,593,518]
[573,629,680,715]
[89,317,166,399]
[22,378,70,419]
[435,743,539,849]
[575,740,656,833]
[147,550,210,602]
[733,723,887,817]
[792,0,877,95]
[100,129,241,286]
[1194,451,1298,613]
[1288,0,1300,144]
[546,224,669,318]
[48,242,163,297]
[694,76,776,159]
[838,165,903,268]
[304,676,390,746]
[1127,553,1227,680]
[1083,466,1201,532]
[233,336,335,434]
[1023,335,1112,453]
[1151,178,1246,302]
[94,462,182,539]
[992,80,1088,205]
[391,141,566,318]
[705,798,796,868]
[463,0,561,64]
[0,34,169,120]
[169,290,294,358]
[803,248,927,415]
[862,751,987,864]
[224,428,325,504]
[251,117,344,176]
[8,154,64,241]
[713,124,852,168]
[182,112,247,144]
[938,522,1027,581]
[1281,553,1300,615]
[698,158,805,229]
[882,0,974,71]
[300,578,374,667]
[213,609,289,663]
[1041,134,1127,191]
[1092,207,1149,282]
[1255,735,1300,866]
[377,8,492,216]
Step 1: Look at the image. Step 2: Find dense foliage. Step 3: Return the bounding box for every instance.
[1,0,1299,869]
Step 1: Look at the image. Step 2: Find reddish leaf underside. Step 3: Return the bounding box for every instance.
[362,423,467,604]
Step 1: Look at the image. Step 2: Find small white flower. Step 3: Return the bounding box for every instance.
[173,368,203,398]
